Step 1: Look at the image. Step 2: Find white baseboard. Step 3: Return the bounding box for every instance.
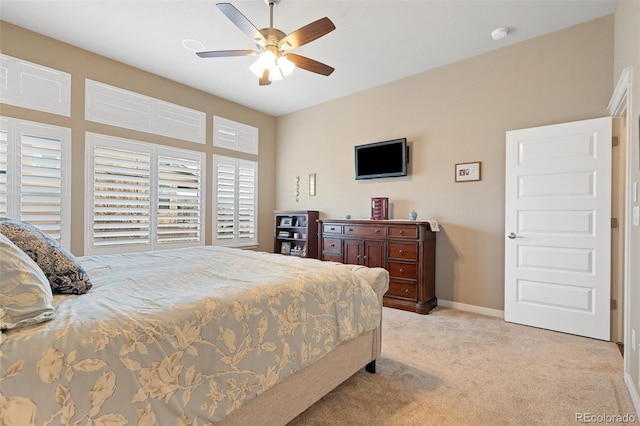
[625,372,640,417]
[437,299,505,319]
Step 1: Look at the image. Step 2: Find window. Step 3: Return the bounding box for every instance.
[85,79,206,144]
[85,133,205,255]
[0,117,71,245]
[213,155,257,247]
[0,54,71,117]
[213,116,258,154]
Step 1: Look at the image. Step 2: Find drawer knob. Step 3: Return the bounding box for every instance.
[399,268,405,273]
[400,230,405,235]
[330,227,335,231]
[399,249,405,254]
[375,229,381,234]
[405,289,410,294]
[348,228,353,232]
[330,243,335,247]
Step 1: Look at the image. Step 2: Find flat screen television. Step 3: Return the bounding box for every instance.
[355,138,408,180]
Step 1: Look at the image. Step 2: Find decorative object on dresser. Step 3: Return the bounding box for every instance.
[370,197,389,220]
[318,218,438,314]
[274,210,319,259]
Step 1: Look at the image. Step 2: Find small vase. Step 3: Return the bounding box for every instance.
[408,210,417,221]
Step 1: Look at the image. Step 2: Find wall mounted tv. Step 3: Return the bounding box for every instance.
[355,138,408,180]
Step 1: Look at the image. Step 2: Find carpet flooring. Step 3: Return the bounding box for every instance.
[289,307,637,425]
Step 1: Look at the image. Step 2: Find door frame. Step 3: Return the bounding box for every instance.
[607,67,633,385]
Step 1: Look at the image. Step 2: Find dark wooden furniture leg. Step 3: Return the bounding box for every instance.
[365,360,376,374]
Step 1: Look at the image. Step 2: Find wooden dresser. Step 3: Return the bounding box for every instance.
[318,219,437,314]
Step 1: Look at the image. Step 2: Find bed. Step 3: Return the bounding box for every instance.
[0,227,388,425]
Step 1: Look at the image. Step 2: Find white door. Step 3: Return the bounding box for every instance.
[505,117,612,340]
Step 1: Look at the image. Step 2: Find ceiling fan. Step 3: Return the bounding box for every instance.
[197,0,336,85]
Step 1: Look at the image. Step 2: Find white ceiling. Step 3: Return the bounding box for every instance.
[0,0,617,117]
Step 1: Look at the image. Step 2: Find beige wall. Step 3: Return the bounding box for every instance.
[0,21,278,255]
[275,16,615,312]
[613,0,640,410]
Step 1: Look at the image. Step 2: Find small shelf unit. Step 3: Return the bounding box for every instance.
[274,210,319,259]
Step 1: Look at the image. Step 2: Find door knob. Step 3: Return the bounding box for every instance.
[507,232,518,239]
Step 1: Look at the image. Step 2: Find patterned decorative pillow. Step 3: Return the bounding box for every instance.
[0,233,56,332]
[0,219,92,295]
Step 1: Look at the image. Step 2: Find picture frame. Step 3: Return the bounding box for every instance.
[455,161,481,182]
[280,241,291,255]
[280,217,293,227]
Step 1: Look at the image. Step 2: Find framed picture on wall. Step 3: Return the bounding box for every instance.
[455,161,481,182]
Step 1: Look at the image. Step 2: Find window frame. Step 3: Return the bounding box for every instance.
[0,116,71,246]
[212,154,258,248]
[85,132,206,255]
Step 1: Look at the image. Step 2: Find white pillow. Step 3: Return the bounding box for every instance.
[0,233,56,332]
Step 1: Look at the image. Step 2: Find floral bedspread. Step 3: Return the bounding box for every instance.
[0,246,381,425]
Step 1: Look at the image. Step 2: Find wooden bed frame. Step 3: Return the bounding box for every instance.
[219,265,389,425]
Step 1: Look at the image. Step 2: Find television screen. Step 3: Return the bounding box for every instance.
[355,138,408,180]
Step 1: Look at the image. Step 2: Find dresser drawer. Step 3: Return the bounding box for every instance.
[323,223,342,234]
[323,238,342,253]
[389,226,418,239]
[388,261,418,280]
[322,253,343,263]
[388,242,417,261]
[386,281,417,300]
[343,224,387,237]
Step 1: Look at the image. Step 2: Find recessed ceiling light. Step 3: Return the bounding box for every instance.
[182,39,205,52]
[491,27,509,41]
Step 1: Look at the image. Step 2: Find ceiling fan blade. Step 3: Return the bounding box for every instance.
[278,17,335,50]
[286,53,334,76]
[216,3,267,46]
[259,69,271,86]
[196,49,257,58]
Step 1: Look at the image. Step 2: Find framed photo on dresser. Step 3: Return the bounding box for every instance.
[280,242,291,255]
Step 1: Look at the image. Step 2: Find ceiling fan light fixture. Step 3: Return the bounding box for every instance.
[277,55,295,76]
[250,50,276,77]
[201,2,335,84]
[268,65,283,81]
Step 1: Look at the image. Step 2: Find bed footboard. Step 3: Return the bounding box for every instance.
[219,265,389,425]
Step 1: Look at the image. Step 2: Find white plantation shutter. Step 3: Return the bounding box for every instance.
[157,151,203,244]
[86,133,204,254]
[90,140,152,249]
[214,157,236,241]
[0,117,70,245]
[213,116,258,154]
[237,162,256,241]
[20,134,66,240]
[0,129,8,218]
[213,155,257,246]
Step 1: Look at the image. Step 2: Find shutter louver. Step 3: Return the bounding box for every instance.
[157,153,202,244]
[92,144,151,248]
